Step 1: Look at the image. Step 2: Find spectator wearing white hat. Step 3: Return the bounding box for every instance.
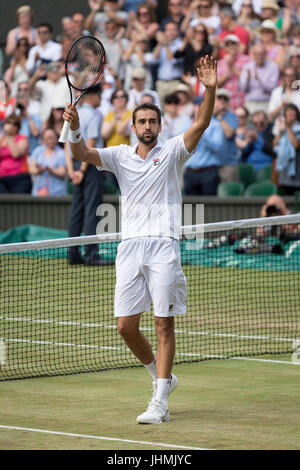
[257,19,285,70]
[127,67,160,110]
[217,34,251,109]
[260,0,282,32]
[218,7,250,58]
[239,42,280,114]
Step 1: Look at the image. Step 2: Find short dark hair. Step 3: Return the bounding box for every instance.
[132,103,162,125]
[85,83,102,95]
[284,102,300,121]
[37,23,53,33]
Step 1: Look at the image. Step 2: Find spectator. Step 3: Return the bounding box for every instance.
[268,66,300,135]
[126,3,159,50]
[98,69,116,116]
[183,107,224,195]
[43,105,65,144]
[217,34,251,109]
[123,35,153,90]
[232,0,262,16]
[174,83,194,117]
[4,37,30,97]
[287,46,300,78]
[273,103,300,195]
[0,113,31,194]
[28,128,67,196]
[5,5,37,57]
[101,19,129,84]
[72,12,91,37]
[149,21,184,108]
[29,61,69,123]
[218,7,250,58]
[174,22,213,76]
[257,20,286,70]
[288,23,300,49]
[242,110,276,170]
[85,0,128,40]
[160,0,185,32]
[26,23,62,76]
[127,68,160,110]
[16,81,41,117]
[66,84,109,265]
[181,0,221,35]
[161,93,193,140]
[236,0,261,40]
[260,0,282,33]
[239,43,280,114]
[214,88,239,182]
[101,88,132,146]
[15,91,42,155]
[235,105,251,158]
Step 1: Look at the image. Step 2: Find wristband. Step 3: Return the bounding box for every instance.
[69,128,82,144]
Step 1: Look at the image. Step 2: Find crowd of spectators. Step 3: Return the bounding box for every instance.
[1,0,300,197]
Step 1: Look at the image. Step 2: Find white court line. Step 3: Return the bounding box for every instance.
[0,425,210,450]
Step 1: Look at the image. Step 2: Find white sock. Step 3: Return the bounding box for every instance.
[156,378,170,406]
[143,358,157,380]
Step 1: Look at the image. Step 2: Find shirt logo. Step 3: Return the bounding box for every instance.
[169,304,174,312]
[153,158,160,166]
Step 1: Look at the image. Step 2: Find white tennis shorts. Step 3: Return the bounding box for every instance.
[114,237,187,317]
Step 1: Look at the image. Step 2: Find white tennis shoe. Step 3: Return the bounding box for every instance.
[136,374,178,424]
[136,399,170,424]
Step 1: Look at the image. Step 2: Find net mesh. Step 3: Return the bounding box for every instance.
[67,37,105,90]
[1,215,300,381]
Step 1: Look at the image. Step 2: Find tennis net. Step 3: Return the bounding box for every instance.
[1,214,300,381]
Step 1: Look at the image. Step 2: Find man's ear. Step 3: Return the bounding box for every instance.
[131,123,136,134]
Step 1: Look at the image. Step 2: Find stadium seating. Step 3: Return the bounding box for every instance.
[244,180,277,197]
[238,163,257,188]
[217,181,244,197]
[256,164,272,182]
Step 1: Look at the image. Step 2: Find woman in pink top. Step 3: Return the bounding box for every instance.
[0,113,31,193]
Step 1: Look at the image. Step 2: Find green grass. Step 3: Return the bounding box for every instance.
[1,255,300,380]
[0,359,300,450]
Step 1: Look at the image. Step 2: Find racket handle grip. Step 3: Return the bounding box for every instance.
[58,120,71,144]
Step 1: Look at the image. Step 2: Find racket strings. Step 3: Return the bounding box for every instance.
[67,37,105,90]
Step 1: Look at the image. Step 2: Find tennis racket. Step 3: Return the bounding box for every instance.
[58,36,105,143]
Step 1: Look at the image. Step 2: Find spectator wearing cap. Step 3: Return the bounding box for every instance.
[174,83,194,117]
[260,0,282,32]
[217,34,251,109]
[218,7,250,58]
[127,67,160,110]
[257,19,285,70]
[213,88,240,182]
[239,42,280,114]
[85,0,128,40]
[26,23,62,76]
[148,21,184,109]
[268,66,300,136]
[5,5,37,57]
[29,61,69,122]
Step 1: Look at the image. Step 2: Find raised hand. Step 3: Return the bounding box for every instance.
[196,55,217,89]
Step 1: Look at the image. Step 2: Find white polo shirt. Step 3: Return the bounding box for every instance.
[97,134,192,240]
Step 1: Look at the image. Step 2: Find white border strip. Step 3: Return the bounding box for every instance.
[0,425,210,450]
[1,214,300,253]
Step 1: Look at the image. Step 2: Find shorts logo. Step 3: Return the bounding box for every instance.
[153,158,160,166]
[169,304,174,312]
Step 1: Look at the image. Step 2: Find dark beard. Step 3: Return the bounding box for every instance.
[137,132,157,145]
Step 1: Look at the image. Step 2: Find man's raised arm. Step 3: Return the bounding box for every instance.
[62,104,102,166]
[184,56,217,153]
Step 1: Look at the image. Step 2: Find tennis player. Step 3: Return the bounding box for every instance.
[63,55,217,424]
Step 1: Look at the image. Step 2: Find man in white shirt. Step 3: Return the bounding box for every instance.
[26,23,62,75]
[63,56,217,424]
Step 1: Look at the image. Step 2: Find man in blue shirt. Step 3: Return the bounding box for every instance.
[184,89,239,194]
